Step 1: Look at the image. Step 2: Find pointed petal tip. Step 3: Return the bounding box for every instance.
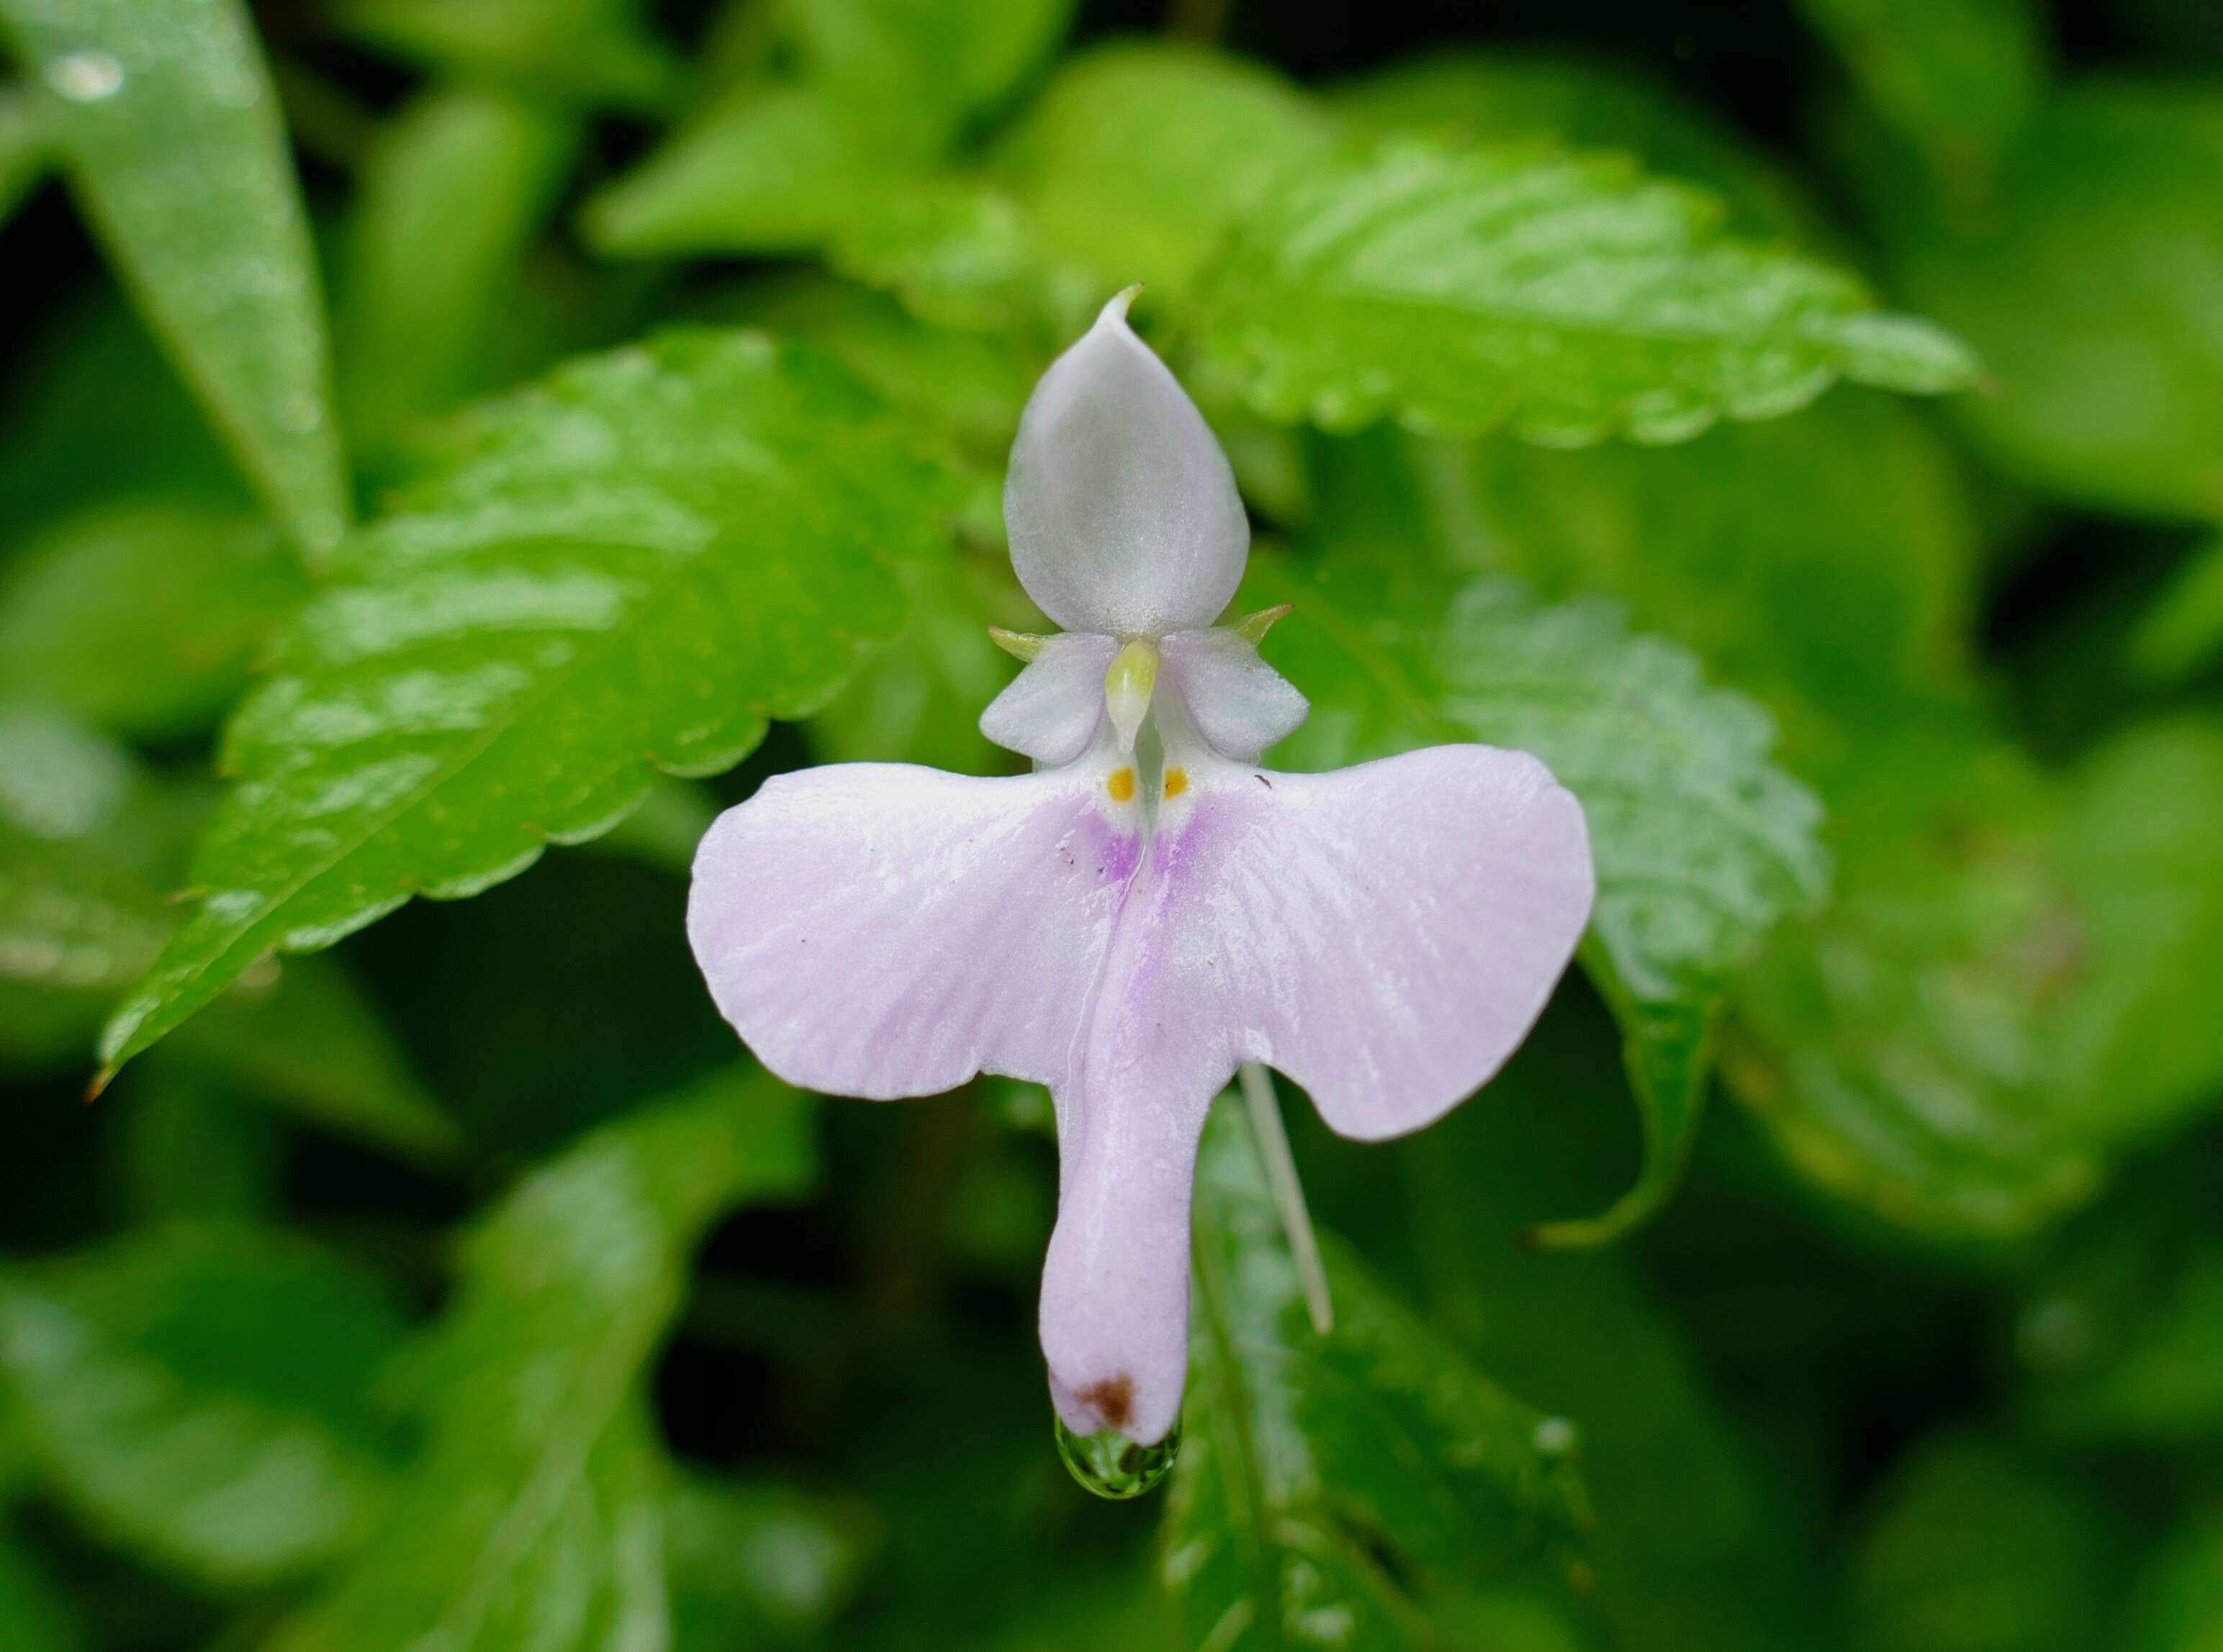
[1232,603,1294,644]
[86,1065,115,1103]
[1100,283,1145,325]
[987,625,1047,662]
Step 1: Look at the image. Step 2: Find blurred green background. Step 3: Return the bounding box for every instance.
[4,0,2223,1648]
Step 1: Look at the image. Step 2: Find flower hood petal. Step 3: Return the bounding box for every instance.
[1004,291,1250,638]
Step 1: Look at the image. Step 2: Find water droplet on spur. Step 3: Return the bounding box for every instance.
[1055,1414,1181,1499]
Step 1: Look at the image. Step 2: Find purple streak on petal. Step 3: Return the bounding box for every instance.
[687,762,1139,1098]
[1040,743,1592,1440]
[979,633,1117,764]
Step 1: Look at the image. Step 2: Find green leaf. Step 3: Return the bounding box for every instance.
[268,1067,816,1652]
[664,1472,872,1651]
[1193,137,1977,446]
[335,86,580,460]
[0,502,307,739]
[1343,389,1980,759]
[581,0,1073,258]
[97,330,957,1079]
[0,1226,406,1585]
[810,554,1024,775]
[1852,81,2223,518]
[0,286,248,537]
[2053,718,2223,1146]
[0,703,457,1159]
[1328,50,1828,246]
[335,0,678,111]
[1258,558,1827,1243]
[1847,1432,2131,1652]
[0,0,351,559]
[2127,533,2223,685]
[824,176,1101,343]
[0,1533,87,1652]
[0,701,190,1071]
[988,42,1334,294]
[2014,1142,2223,1445]
[0,85,51,226]
[1165,1098,1593,1651]
[2124,1523,2223,1652]
[1795,0,2046,179]
[1724,723,2098,1245]
[1395,1008,1833,1652]
[114,1069,278,1225]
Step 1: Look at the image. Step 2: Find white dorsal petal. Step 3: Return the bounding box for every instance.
[1004,290,1250,639]
[1160,628,1309,762]
[979,632,1119,765]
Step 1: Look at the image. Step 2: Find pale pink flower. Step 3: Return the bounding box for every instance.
[688,292,1595,1445]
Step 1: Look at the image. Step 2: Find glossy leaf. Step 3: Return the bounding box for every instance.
[0,502,307,739]
[1725,725,2096,1244]
[0,0,350,558]
[1192,137,1978,446]
[1854,81,2223,518]
[1165,1098,1593,1651]
[98,330,957,1078]
[0,1227,406,1585]
[335,86,580,459]
[268,1067,816,1652]
[1259,558,1827,1242]
[1329,50,1826,245]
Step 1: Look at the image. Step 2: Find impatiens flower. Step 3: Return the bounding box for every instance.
[687,290,1595,1449]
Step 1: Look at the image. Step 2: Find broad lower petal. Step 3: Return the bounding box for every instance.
[687,762,1142,1098]
[978,632,1117,764]
[1119,744,1593,1142]
[1003,293,1250,638]
[1038,742,1590,1441]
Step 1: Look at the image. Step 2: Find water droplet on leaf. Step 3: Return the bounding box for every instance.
[48,50,125,102]
[1055,1414,1180,1499]
[1532,1415,1579,1456]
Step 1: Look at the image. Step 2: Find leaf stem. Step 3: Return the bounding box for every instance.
[1237,1062,1333,1336]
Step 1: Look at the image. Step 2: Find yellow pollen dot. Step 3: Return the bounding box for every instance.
[1106,767,1136,803]
[1163,767,1189,798]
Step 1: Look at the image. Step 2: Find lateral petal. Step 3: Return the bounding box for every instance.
[978,632,1117,764]
[1004,293,1250,638]
[687,761,1142,1098]
[1160,628,1309,761]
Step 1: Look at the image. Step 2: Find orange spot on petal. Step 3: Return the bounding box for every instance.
[1163,767,1188,798]
[1106,767,1136,803]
